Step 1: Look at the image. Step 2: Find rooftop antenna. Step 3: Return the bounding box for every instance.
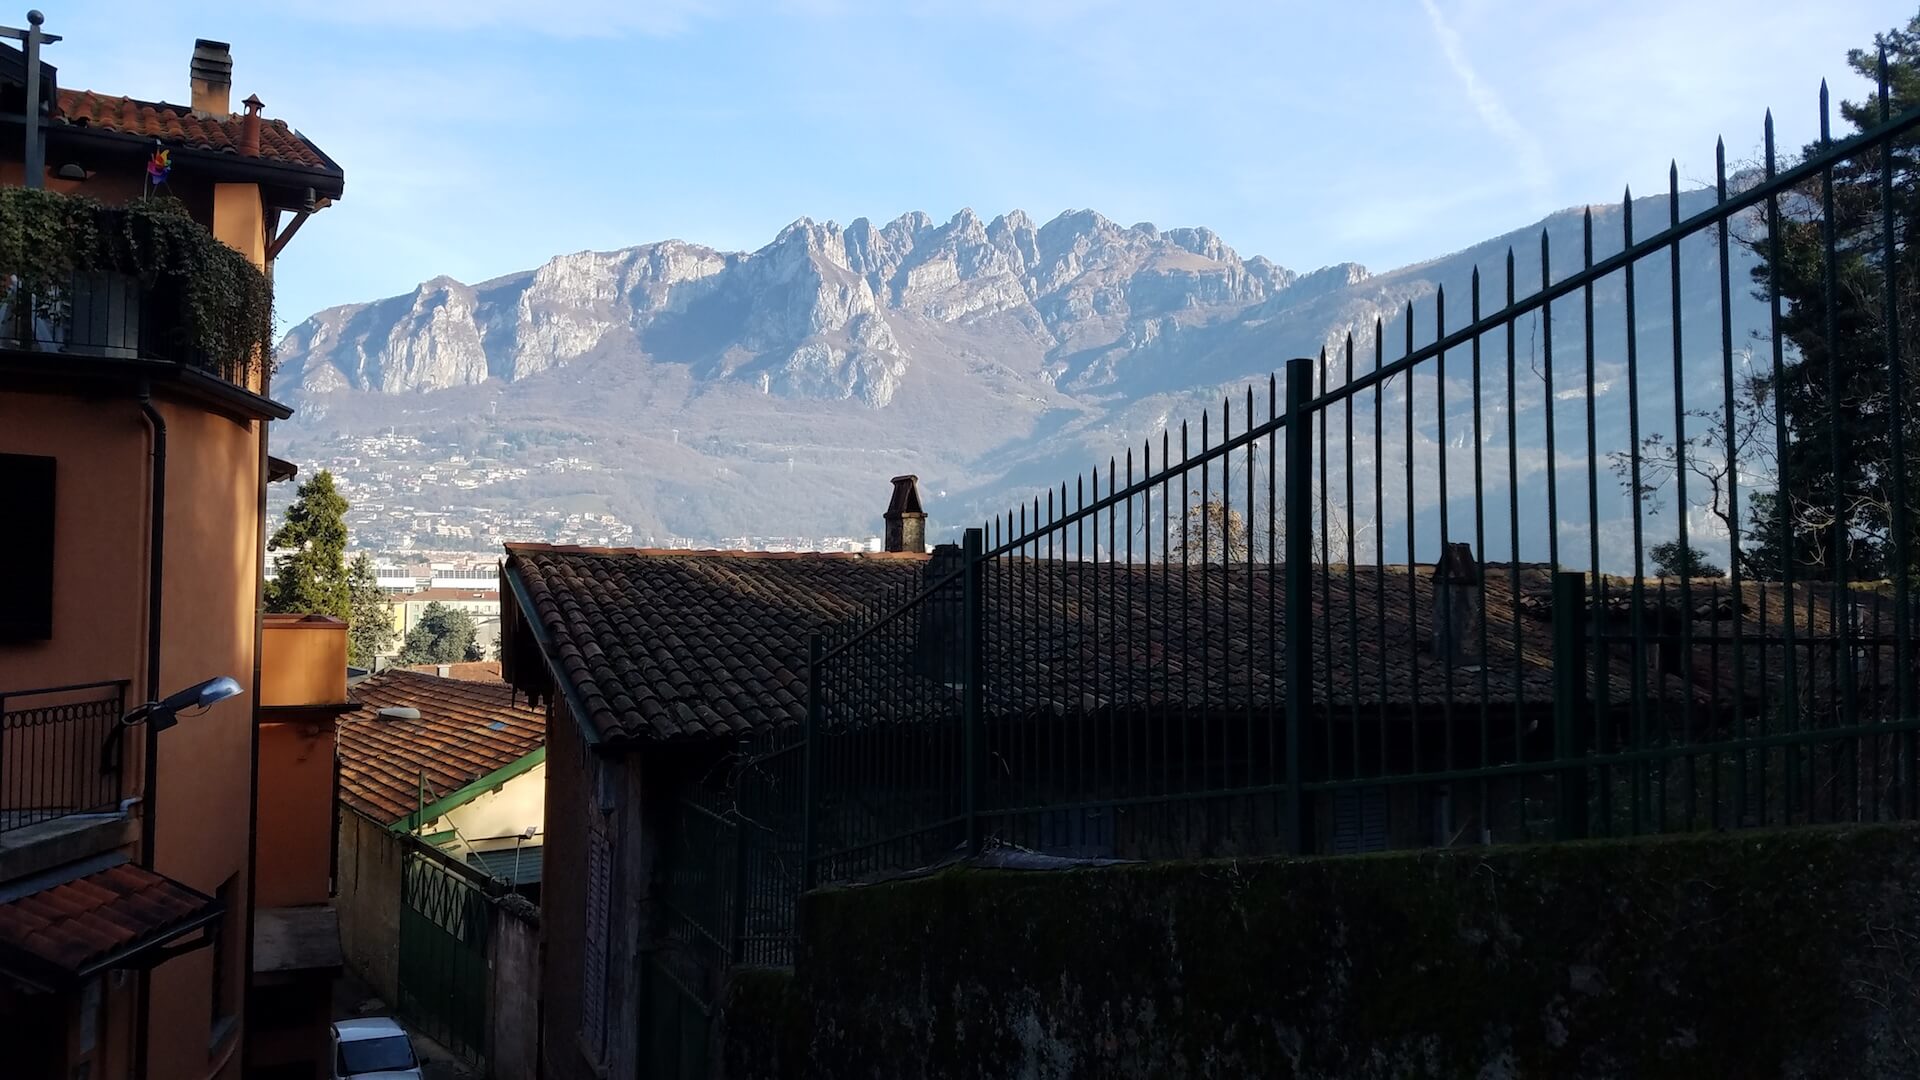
[2,11,61,189]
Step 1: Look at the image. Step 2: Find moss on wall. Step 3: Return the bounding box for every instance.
[722,825,1920,1079]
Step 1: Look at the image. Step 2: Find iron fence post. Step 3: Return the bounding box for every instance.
[802,633,821,893]
[962,526,986,857]
[1552,571,1590,840]
[1284,357,1314,854]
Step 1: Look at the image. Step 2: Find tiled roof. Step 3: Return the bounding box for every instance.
[55,89,337,174]
[504,545,930,744]
[403,661,504,682]
[508,544,1900,748]
[337,669,544,824]
[0,860,218,981]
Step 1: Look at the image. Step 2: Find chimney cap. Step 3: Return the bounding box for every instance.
[193,37,232,50]
[1435,542,1480,584]
[242,93,263,112]
[885,475,925,517]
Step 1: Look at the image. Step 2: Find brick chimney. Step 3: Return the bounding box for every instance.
[240,94,263,156]
[1430,542,1483,665]
[190,39,232,117]
[883,475,927,554]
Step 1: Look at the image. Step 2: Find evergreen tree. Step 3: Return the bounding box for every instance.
[346,554,396,667]
[397,602,482,666]
[1742,14,1920,582]
[1650,540,1726,580]
[266,470,350,617]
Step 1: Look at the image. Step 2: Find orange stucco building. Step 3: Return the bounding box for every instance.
[251,614,354,1080]
[0,26,344,1080]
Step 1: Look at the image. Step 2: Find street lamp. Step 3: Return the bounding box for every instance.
[102,675,243,771]
[127,675,243,732]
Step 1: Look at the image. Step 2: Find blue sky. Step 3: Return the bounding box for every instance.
[37,0,1918,330]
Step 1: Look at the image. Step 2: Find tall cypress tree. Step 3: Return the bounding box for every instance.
[1744,14,1920,582]
[347,554,396,667]
[266,470,351,618]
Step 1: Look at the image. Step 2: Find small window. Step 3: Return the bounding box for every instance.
[0,453,55,641]
[1330,786,1389,854]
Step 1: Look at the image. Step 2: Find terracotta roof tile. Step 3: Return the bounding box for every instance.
[0,861,217,980]
[337,670,544,824]
[55,89,336,174]
[401,661,504,682]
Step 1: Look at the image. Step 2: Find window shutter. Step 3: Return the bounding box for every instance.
[582,828,611,1056]
[0,453,54,641]
[1330,786,1388,855]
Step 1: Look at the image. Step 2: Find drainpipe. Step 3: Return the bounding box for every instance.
[134,385,165,1080]
[241,406,270,1071]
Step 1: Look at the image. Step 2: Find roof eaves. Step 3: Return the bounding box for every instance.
[394,746,545,833]
[503,557,606,750]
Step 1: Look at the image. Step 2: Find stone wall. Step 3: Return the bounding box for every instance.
[333,806,542,1079]
[336,807,404,1005]
[721,825,1920,1079]
[489,897,542,1080]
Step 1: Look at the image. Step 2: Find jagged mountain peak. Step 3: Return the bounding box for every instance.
[275,207,1304,405]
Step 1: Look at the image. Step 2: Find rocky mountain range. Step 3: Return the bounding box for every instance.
[274,196,1771,568]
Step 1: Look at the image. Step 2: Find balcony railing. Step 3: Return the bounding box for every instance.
[0,190,274,390]
[0,680,133,835]
[1,271,253,384]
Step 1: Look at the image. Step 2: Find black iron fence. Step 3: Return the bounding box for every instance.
[673,55,1920,967]
[0,680,132,834]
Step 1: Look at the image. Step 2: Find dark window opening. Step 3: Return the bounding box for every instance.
[0,453,55,641]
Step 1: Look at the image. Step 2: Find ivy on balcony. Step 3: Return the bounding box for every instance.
[0,187,275,379]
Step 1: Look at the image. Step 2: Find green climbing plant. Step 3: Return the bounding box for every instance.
[0,188,274,380]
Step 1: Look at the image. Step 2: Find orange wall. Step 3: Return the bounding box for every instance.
[0,394,148,692]
[261,617,348,707]
[0,384,265,1080]
[212,184,267,269]
[146,401,262,1080]
[254,722,336,908]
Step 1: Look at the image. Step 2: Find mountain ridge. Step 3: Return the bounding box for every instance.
[272,194,1767,567]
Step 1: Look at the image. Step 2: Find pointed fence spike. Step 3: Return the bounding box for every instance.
[1881,46,1892,120]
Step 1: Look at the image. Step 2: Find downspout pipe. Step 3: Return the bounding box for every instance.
[134,384,165,1080]
[241,401,269,1072]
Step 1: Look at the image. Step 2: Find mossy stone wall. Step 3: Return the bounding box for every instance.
[721,825,1920,1078]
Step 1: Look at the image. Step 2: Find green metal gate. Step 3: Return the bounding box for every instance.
[398,848,491,1066]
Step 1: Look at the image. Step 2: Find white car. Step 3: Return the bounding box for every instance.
[331,1017,424,1080]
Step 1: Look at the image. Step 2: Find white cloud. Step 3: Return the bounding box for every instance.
[1417,0,1552,198]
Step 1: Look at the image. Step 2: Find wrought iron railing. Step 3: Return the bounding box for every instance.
[0,680,132,834]
[670,53,1920,968]
[0,270,252,382]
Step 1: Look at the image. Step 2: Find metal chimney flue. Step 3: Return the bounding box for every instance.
[883,475,927,554]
